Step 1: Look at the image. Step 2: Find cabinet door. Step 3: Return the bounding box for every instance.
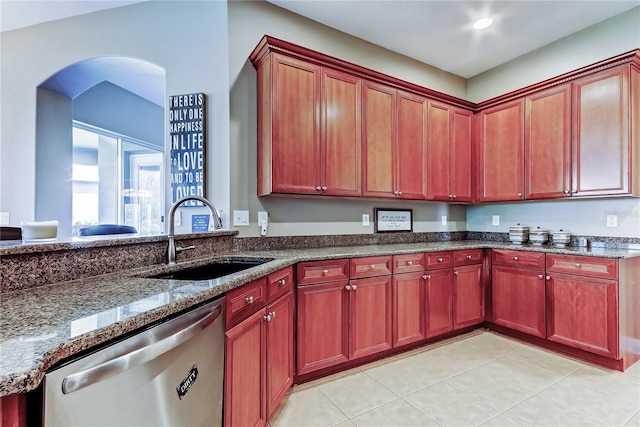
[270,54,321,195]
[362,81,396,198]
[546,274,619,358]
[425,268,453,338]
[453,264,484,329]
[428,102,473,202]
[491,265,546,338]
[426,100,452,201]
[396,91,428,200]
[450,107,473,202]
[476,99,525,202]
[225,309,267,427]
[322,69,362,196]
[572,67,630,196]
[296,281,350,374]
[266,293,294,418]
[525,84,571,199]
[393,272,426,347]
[350,276,393,359]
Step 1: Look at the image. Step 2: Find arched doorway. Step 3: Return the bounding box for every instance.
[36,57,165,237]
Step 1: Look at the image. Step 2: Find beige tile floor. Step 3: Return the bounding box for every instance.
[269,330,640,427]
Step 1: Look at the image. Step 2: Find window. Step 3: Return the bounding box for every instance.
[72,124,164,236]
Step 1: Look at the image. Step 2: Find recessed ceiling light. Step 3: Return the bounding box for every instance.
[473,17,493,30]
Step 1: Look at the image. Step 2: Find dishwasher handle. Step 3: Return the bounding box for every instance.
[61,302,223,395]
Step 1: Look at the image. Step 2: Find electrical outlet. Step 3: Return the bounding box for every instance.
[492,215,500,226]
[362,214,370,226]
[0,212,8,225]
[233,210,250,226]
[173,211,181,226]
[258,211,268,226]
[606,214,618,227]
[441,215,447,226]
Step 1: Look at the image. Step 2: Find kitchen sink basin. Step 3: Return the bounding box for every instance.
[151,259,271,280]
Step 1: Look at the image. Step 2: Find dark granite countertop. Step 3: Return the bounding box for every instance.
[1,240,639,396]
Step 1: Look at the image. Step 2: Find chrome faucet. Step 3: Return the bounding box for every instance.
[167,195,223,264]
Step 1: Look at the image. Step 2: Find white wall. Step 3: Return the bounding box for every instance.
[0,1,230,233]
[466,7,640,238]
[228,0,468,237]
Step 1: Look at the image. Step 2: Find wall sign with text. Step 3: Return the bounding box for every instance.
[169,93,206,205]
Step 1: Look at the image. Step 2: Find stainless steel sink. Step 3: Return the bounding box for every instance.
[151,259,271,280]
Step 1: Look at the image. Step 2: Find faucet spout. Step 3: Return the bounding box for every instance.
[167,196,223,264]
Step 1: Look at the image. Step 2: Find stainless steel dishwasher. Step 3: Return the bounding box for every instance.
[44,296,225,426]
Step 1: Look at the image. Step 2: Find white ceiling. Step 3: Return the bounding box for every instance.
[266,0,640,78]
[1,0,638,79]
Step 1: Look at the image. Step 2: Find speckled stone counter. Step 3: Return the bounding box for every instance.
[1,239,639,397]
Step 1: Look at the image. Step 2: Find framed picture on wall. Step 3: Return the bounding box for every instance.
[374,208,413,233]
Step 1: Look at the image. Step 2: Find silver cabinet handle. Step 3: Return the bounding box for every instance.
[423,274,431,280]
[514,256,519,261]
[546,276,551,280]
[322,186,327,191]
[278,278,286,286]
[264,313,272,322]
[437,258,443,262]
[452,195,457,199]
[322,269,329,276]
[575,263,581,268]
[316,186,322,191]
[370,264,376,269]
[538,274,543,279]
[564,189,570,194]
[518,192,523,197]
[398,191,403,195]
[345,285,351,291]
[62,302,223,395]
[269,311,276,319]
[246,296,254,304]
[454,271,459,276]
[407,261,413,266]
[466,255,472,260]
[352,285,357,290]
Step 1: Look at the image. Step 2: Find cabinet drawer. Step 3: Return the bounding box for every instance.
[546,254,618,279]
[425,251,453,269]
[267,266,294,302]
[393,253,425,274]
[350,256,393,279]
[454,249,484,266]
[297,259,350,285]
[492,249,545,269]
[226,277,267,328]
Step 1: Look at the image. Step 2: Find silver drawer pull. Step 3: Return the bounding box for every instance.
[246,296,254,304]
[322,269,329,276]
[370,264,376,269]
[437,257,443,262]
[278,279,286,286]
[454,271,459,276]
[538,274,543,279]
[514,256,519,261]
[466,255,472,260]
[407,261,413,266]
[352,285,357,290]
[423,274,431,280]
[575,263,581,268]
[345,285,351,291]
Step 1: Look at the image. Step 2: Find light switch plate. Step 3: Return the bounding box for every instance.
[606,214,618,227]
[441,215,447,225]
[0,212,8,225]
[492,215,500,226]
[233,210,250,226]
[362,214,370,226]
